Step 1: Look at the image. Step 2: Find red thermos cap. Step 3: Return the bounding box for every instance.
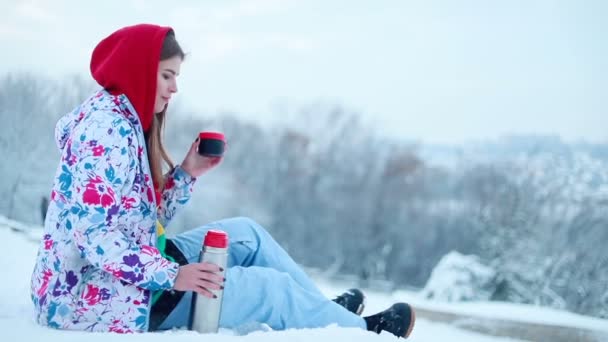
[203,230,228,248]
[199,132,226,142]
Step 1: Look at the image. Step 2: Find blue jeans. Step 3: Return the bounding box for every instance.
[156,217,366,331]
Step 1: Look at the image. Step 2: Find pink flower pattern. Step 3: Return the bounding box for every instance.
[92,145,105,156]
[82,176,116,208]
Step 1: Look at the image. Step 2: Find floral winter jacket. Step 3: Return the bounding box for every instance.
[30,90,195,332]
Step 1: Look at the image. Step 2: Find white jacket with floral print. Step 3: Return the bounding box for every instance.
[30,90,195,332]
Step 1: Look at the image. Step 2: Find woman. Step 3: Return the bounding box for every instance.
[30,24,415,338]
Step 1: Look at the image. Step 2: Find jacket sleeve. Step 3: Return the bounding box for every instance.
[156,165,196,229]
[67,112,179,290]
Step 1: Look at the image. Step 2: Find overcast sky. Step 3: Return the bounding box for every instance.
[1,0,606,144]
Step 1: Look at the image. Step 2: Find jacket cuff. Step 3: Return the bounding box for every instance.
[172,165,197,187]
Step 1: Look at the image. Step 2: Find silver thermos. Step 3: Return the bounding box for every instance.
[189,230,228,333]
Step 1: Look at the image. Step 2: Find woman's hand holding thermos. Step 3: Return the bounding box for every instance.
[173,262,225,298]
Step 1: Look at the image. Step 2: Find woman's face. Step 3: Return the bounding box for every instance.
[154,55,182,113]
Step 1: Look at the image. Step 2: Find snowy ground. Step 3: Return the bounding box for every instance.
[2,216,607,341]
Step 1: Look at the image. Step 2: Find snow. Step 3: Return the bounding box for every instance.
[394,295,608,334]
[419,251,496,302]
[2,216,606,341]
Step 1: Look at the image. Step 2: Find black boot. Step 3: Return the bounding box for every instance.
[364,303,416,338]
[332,288,366,315]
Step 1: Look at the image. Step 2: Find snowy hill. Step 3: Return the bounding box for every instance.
[2,215,607,341]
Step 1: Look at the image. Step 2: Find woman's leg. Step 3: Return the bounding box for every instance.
[157,217,365,330]
[220,266,365,330]
[159,266,365,330]
[170,217,325,296]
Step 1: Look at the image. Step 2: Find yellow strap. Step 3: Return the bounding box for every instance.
[156,221,165,237]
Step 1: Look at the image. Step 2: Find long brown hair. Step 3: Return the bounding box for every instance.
[146,30,185,191]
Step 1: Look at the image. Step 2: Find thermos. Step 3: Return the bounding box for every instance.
[189,230,229,333]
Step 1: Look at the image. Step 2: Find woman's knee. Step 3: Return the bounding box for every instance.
[221,217,267,236]
[234,216,261,228]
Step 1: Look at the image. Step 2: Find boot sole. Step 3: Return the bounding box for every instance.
[403,304,416,338]
[356,292,366,315]
[355,303,365,315]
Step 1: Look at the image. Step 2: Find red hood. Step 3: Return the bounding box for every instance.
[90,24,172,133]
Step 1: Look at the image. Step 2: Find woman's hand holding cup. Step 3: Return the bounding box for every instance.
[180,132,225,178]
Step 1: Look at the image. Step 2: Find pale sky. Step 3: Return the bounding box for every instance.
[1,0,607,144]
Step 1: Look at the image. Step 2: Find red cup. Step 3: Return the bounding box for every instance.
[198,132,226,157]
